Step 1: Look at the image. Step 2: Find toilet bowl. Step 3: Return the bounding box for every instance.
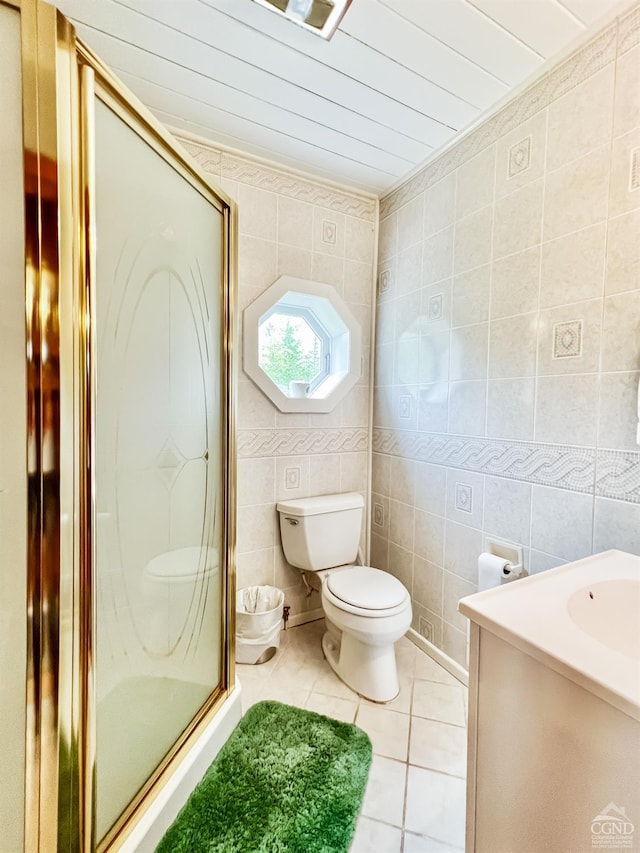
[321,565,412,701]
[276,493,412,702]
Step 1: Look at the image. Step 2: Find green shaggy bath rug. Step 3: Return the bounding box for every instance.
[156,700,372,853]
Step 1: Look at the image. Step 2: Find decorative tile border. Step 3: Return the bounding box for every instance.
[618,3,640,55]
[238,427,368,458]
[373,428,596,493]
[174,136,376,221]
[595,450,640,503]
[380,19,620,219]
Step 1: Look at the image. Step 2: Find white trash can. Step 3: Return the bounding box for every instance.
[236,585,284,665]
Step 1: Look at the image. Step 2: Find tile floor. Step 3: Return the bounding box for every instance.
[237,619,468,852]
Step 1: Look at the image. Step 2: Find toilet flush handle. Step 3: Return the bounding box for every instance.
[285,517,299,525]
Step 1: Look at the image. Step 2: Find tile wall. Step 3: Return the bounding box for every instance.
[372,4,640,666]
[178,137,377,621]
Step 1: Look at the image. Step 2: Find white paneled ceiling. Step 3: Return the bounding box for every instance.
[54,0,630,193]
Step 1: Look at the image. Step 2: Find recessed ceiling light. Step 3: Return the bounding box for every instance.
[250,0,354,40]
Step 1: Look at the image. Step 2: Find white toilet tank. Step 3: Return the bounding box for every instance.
[276,492,365,571]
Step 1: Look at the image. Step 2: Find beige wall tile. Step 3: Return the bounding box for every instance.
[540,222,606,307]
[398,193,424,252]
[345,215,375,263]
[237,548,275,588]
[277,196,313,248]
[340,451,368,492]
[389,498,415,550]
[546,64,614,172]
[424,173,456,238]
[450,323,488,381]
[398,243,423,295]
[610,127,640,218]
[415,462,447,516]
[535,373,599,446]
[605,210,640,294]
[371,452,390,496]
[371,492,390,537]
[414,509,445,565]
[237,235,277,305]
[343,259,373,304]
[601,290,640,371]
[453,206,493,274]
[455,145,495,220]
[237,457,275,506]
[423,226,453,285]
[543,145,610,240]
[237,184,277,240]
[531,485,593,562]
[308,452,342,497]
[417,382,449,432]
[613,44,640,138]
[388,542,414,593]
[593,498,640,555]
[379,211,397,261]
[448,380,486,435]
[484,476,532,546]
[413,557,444,615]
[442,622,468,667]
[489,313,538,378]
[238,379,276,428]
[598,371,640,451]
[486,378,535,440]
[493,180,542,260]
[237,503,276,553]
[490,246,540,319]
[452,264,490,327]
[389,455,416,504]
[311,252,344,293]
[418,327,449,386]
[495,109,548,199]
[443,571,476,632]
[444,519,482,583]
[277,243,312,278]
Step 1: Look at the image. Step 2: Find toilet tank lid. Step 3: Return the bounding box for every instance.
[277,492,364,517]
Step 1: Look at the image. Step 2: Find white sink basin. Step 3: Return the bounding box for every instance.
[459,549,640,720]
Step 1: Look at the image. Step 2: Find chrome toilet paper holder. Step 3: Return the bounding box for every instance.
[485,538,525,580]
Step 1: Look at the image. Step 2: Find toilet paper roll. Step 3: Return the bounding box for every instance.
[478,552,511,592]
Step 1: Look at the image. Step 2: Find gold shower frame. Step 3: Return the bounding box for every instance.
[13,0,238,849]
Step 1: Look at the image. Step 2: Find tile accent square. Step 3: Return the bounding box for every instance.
[508,135,532,178]
[321,219,337,245]
[284,466,300,489]
[630,146,640,192]
[418,615,435,643]
[553,320,583,359]
[429,293,444,321]
[378,267,391,294]
[399,395,412,419]
[454,483,473,513]
[373,502,385,527]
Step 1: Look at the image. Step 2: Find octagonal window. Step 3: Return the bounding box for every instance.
[243,276,361,413]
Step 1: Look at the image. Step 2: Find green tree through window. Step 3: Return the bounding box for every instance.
[259,316,322,392]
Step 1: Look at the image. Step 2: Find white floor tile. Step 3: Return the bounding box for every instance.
[404,766,466,849]
[355,704,410,762]
[409,717,467,778]
[414,654,461,686]
[361,755,407,828]
[350,817,402,853]
[313,664,361,700]
[305,691,359,723]
[412,679,466,727]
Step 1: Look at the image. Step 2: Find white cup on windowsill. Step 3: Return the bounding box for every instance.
[288,381,309,398]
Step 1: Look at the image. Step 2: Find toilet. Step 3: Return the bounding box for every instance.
[276,492,412,702]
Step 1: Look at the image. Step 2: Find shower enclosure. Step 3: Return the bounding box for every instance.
[0,0,237,849]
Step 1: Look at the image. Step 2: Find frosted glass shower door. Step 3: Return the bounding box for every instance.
[93,98,225,840]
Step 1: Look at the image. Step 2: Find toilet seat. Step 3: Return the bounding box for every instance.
[324,566,410,618]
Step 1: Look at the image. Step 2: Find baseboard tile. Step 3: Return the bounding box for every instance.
[407,628,469,687]
[287,608,324,628]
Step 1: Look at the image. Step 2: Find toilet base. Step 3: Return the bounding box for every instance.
[322,630,400,703]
